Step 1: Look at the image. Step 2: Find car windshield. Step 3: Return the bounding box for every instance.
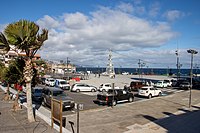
[60,81,67,84]
[141,88,148,90]
[34,89,43,93]
[107,89,115,93]
[53,91,65,96]
[49,79,54,82]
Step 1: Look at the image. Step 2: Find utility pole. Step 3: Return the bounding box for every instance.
[67,57,69,73]
[175,50,179,80]
[138,59,141,79]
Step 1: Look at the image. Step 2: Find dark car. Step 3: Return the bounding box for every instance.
[95,89,134,106]
[32,87,44,102]
[42,87,75,110]
[172,79,187,87]
[179,82,190,90]
[130,81,145,91]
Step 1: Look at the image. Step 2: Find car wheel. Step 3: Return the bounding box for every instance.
[128,97,133,102]
[112,100,117,106]
[158,92,162,96]
[148,94,152,99]
[102,89,106,93]
[91,89,95,92]
[76,89,80,93]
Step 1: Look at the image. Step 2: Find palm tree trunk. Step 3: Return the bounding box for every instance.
[4,83,10,101]
[26,82,35,122]
[24,58,35,122]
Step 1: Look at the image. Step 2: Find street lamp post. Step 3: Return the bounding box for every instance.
[187,49,198,108]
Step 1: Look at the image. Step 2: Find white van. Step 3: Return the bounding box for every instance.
[55,79,70,90]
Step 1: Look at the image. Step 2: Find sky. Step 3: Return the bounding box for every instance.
[0,0,200,69]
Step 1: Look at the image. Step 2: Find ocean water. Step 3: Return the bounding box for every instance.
[76,67,200,76]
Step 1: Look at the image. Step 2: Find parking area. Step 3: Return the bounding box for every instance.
[1,74,188,116]
[40,86,185,116]
[32,82,186,111]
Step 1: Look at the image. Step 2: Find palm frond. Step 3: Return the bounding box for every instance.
[0,32,10,52]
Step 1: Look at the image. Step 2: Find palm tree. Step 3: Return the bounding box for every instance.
[0,20,48,122]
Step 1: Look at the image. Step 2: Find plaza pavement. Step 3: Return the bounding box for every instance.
[78,74,170,88]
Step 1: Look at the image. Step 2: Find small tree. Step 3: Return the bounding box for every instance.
[0,20,48,122]
[2,57,25,100]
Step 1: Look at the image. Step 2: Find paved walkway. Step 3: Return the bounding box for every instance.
[0,89,58,133]
[125,103,200,133]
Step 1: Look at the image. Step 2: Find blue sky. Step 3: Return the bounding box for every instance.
[0,0,200,68]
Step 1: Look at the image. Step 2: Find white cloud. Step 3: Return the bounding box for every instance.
[149,2,160,17]
[163,10,185,21]
[116,2,133,13]
[37,4,178,67]
[37,15,60,29]
[63,12,88,29]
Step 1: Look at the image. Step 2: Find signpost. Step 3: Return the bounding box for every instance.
[51,98,63,133]
[75,103,83,133]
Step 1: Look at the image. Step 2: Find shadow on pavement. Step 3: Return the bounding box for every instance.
[131,77,159,83]
[142,108,200,133]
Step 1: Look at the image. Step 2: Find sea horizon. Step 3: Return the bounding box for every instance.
[76,67,200,76]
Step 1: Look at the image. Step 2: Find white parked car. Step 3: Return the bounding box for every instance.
[45,78,55,87]
[122,72,129,75]
[71,83,97,92]
[154,80,168,88]
[138,86,162,98]
[98,83,120,92]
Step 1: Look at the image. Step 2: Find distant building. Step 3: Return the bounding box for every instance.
[47,62,76,74]
[0,47,41,67]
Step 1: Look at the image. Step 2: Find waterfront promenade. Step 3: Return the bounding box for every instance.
[1,74,200,133]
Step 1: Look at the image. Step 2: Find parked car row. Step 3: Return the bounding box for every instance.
[171,78,200,90]
[41,77,70,90]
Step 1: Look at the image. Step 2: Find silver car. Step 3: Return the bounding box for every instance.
[71,83,97,92]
